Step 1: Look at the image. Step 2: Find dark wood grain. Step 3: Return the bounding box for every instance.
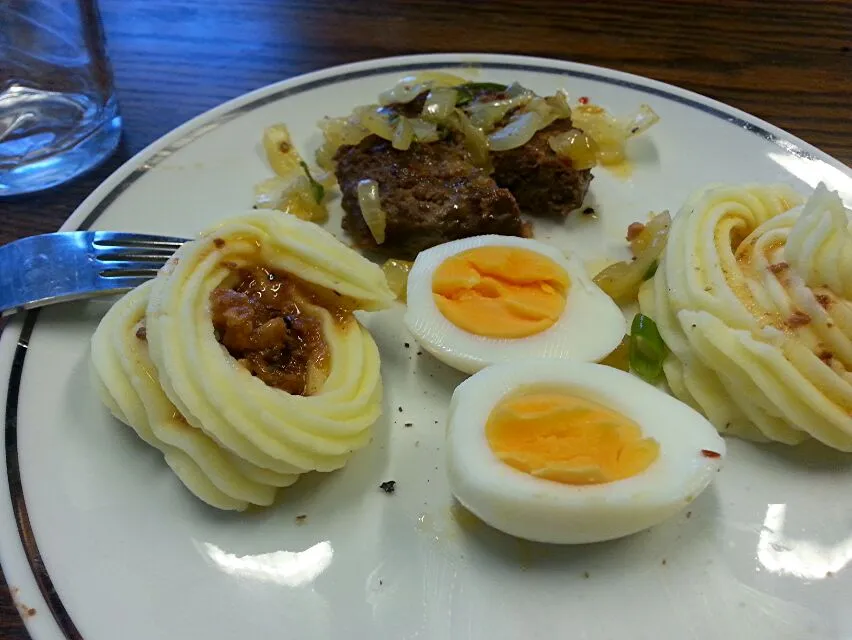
[1,1,850,637]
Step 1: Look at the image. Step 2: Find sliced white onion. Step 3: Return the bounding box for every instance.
[409,118,440,143]
[524,96,561,129]
[487,111,543,151]
[466,93,533,131]
[379,82,428,106]
[357,179,386,244]
[449,109,491,167]
[353,105,396,141]
[422,87,457,122]
[252,176,328,223]
[378,72,468,106]
[623,104,660,138]
[315,115,370,169]
[545,89,573,119]
[392,117,414,150]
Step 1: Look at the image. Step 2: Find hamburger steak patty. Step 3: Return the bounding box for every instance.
[490,118,593,218]
[335,134,525,259]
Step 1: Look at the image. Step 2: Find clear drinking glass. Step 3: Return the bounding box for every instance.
[0,0,121,196]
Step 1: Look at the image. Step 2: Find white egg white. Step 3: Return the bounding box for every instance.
[404,235,626,374]
[446,360,725,544]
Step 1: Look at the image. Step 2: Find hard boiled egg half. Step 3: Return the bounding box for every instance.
[447,359,725,544]
[404,236,626,374]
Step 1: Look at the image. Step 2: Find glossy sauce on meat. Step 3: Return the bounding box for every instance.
[210,266,347,395]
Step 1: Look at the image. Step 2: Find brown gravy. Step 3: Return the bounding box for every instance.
[210,266,348,395]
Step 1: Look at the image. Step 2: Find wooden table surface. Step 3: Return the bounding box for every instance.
[1,0,850,637]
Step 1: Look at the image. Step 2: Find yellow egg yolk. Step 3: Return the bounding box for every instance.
[485,391,660,485]
[431,246,571,339]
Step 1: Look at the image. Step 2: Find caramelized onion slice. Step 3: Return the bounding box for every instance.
[353,105,396,141]
[466,90,534,131]
[392,117,414,151]
[594,211,671,303]
[357,179,387,244]
[382,259,413,301]
[548,129,599,170]
[262,124,303,177]
[409,118,440,143]
[487,111,543,151]
[422,87,458,122]
[378,72,470,106]
[315,115,370,170]
[449,109,491,168]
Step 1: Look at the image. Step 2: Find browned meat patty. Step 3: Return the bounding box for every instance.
[490,118,593,218]
[335,134,524,260]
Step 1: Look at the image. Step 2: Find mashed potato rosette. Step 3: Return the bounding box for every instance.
[145,212,394,477]
[91,210,394,509]
[639,182,852,450]
[91,281,298,510]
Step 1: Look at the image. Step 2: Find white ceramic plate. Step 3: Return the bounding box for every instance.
[3,53,852,640]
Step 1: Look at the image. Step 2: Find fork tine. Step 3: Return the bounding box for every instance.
[94,275,158,290]
[95,246,176,261]
[99,266,163,278]
[92,230,187,249]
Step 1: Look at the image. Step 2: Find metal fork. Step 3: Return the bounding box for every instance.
[0,231,188,318]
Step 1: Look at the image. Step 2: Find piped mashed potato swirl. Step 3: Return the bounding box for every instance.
[639,182,852,450]
[91,211,394,509]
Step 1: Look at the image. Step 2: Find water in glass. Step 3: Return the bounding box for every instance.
[0,0,121,196]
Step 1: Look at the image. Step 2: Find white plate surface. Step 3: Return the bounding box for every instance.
[2,53,852,640]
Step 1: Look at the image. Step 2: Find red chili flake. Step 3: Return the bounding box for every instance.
[578,96,590,104]
[626,222,646,241]
[701,449,721,458]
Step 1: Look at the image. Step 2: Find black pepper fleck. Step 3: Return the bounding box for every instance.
[379,480,396,494]
[404,342,410,348]
[295,514,307,524]
[583,571,590,579]
[582,206,595,215]
[398,406,403,412]
[686,511,692,519]
[404,422,413,427]
[662,559,667,566]
[417,351,423,356]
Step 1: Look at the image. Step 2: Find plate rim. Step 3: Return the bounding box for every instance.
[2,51,850,640]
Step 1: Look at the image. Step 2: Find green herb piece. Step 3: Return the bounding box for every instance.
[643,259,659,281]
[629,314,666,383]
[300,161,325,203]
[454,82,509,106]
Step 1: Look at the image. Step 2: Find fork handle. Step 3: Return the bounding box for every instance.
[0,233,146,317]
